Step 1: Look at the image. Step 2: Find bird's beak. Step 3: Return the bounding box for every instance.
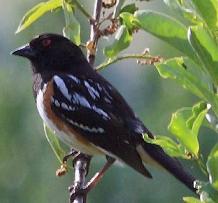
[11,43,36,59]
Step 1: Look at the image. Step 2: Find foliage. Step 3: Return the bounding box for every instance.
[16,0,218,202]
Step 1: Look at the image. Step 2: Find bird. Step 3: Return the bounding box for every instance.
[11,33,197,197]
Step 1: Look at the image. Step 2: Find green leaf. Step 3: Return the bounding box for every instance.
[133,10,196,60]
[143,134,189,159]
[156,57,214,101]
[104,25,133,58]
[188,25,218,86]
[156,57,218,117]
[16,0,62,33]
[168,101,208,157]
[43,123,66,163]
[120,3,138,14]
[187,102,208,136]
[120,12,137,31]
[183,197,202,203]
[163,0,200,25]
[207,143,218,191]
[63,1,80,45]
[191,0,218,30]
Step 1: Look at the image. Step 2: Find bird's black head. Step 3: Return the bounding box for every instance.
[11,33,87,73]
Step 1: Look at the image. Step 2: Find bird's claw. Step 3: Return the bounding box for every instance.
[72,153,91,176]
[69,184,89,202]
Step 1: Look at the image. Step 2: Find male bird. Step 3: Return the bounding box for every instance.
[12,33,197,195]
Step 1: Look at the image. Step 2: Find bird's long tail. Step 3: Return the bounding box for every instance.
[137,140,197,193]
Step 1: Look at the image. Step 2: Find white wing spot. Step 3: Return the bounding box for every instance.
[52,96,75,111]
[124,140,130,144]
[66,118,104,133]
[61,102,70,110]
[54,100,60,107]
[92,105,110,119]
[84,81,100,99]
[96,83,103,91]
[53,76,71,101]
[51,97,61,108]
[68,75,80,84]
[72,93,91,108]
[69,105,74,111]
[104,97,112,104]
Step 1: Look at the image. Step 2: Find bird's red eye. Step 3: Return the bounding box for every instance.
[42,38,52,48]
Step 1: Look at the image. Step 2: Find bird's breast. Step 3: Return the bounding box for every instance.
[36,82,103,155]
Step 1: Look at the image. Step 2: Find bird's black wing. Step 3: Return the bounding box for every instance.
[51,73,152,178]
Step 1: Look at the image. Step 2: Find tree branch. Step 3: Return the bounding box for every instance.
[87,0,103,66]
[70,155,91,203]
[69,1,103,203]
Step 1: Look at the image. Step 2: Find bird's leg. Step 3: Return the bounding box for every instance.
[69,157,115,202]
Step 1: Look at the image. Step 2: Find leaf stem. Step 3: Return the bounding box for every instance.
[95,54,160,71]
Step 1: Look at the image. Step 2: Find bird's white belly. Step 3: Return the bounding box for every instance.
[36,86,102,155]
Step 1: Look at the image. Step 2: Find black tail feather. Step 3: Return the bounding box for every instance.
[142,142,197,193]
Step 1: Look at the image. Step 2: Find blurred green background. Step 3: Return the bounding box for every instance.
[0,0,216,202]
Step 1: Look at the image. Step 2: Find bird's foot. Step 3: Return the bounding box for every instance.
[68,157,115,201]
[72,153,92,176]
[68,184,90,202]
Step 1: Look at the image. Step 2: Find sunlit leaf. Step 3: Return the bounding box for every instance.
[132,10,196,61]
[157,57,218,117]
[188,25,218,86]
[191,0,218,30]
[168,101,208,157]
[156,57,213,100]
[163,0,200,25]
[119,12,137,31]
[16,0,62,33]
[43,123,66,163]
[104,25,132,58]
[183,197,202,203]
[143,134,188,159]
[207,143,218,191]
[119,3,138,14]
[187,102,208,136]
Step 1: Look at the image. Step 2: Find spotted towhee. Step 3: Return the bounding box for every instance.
[12,33,196,194]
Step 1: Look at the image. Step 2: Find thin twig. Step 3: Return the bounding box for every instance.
[95,54,163,71]
[87,0,103,66]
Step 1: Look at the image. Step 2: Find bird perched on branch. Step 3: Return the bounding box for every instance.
[12,33,197,197]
